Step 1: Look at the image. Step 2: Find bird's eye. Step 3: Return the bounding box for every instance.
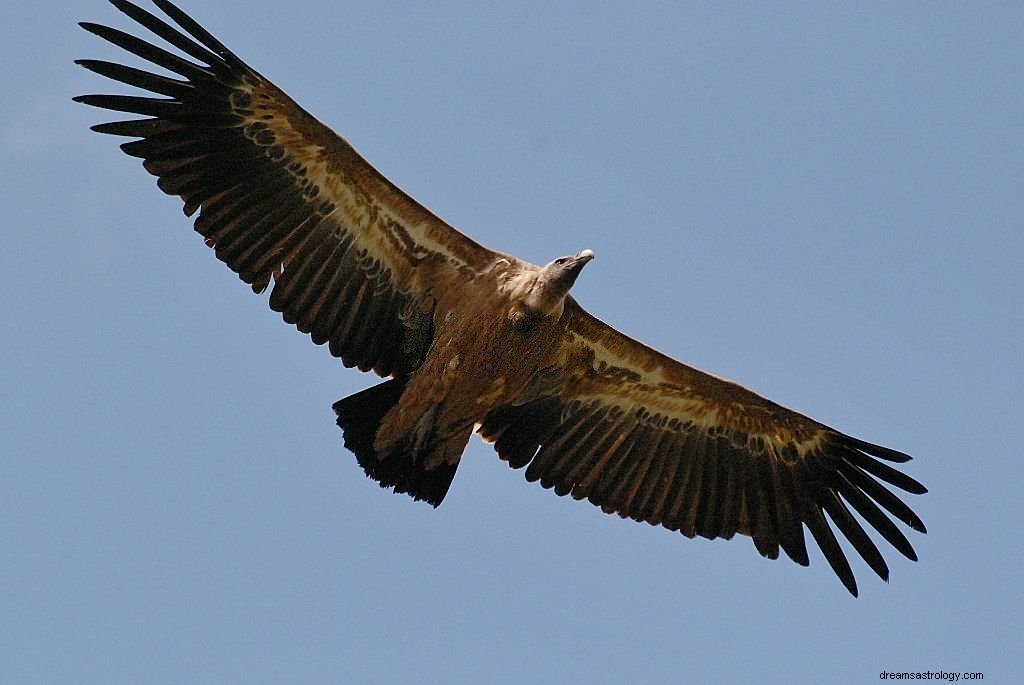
[555,257,568,265]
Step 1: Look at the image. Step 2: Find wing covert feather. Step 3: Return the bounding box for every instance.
[76,0,501,376]
[480,300,926,596]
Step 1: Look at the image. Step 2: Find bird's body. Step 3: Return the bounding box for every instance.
[337,251,595,503]
[375,259,565,473]
[77,0,926,595]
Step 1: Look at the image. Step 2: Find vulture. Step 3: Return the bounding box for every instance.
[76,0,927,596]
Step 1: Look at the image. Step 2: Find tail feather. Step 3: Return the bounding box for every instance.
[332,378,459,507]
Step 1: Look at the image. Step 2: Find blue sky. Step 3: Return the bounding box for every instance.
[4,1,1022,682]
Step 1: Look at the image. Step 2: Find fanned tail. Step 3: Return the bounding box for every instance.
[333,378,460,506]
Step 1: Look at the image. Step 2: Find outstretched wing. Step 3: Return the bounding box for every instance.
[479,299,927,596]
[76,0,502,376]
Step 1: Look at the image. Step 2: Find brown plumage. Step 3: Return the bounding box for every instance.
[76,0,927,596]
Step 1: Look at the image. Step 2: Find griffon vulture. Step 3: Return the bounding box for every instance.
[75,0,926,596]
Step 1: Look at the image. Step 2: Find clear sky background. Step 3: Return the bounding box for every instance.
[4,1,1022,682]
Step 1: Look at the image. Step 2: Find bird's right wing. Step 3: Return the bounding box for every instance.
[480,299,926,596]
[76,0,504,376]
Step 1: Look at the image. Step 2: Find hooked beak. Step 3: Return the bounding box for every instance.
[573,248,595,266]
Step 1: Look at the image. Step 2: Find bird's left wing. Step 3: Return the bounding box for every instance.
[75,0,502,377]
[479,299,926,595]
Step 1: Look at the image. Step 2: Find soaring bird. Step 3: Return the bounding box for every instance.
[76,0,926,596]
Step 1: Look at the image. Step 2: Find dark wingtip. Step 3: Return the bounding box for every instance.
[78,21,110,38]
[845,436,913,463]
[908,482,928,496]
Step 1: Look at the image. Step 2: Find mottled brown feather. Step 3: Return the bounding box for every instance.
[481,299,925,595]
[77,0,500,378]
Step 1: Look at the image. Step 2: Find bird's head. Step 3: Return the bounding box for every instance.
[512,249,595,318]
[542,249,595,298]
